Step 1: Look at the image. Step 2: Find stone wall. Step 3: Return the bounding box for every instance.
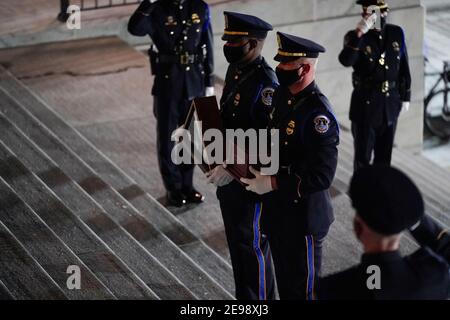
[210,0,425,151]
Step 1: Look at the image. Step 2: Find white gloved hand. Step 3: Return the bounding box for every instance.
[356,13,377,34]
[402,102,410,113]
[205,86,215,97]
[240,167,273,195]
[206,166,233,187]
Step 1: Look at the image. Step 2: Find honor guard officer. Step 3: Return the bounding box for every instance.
[339,0,411,171]
[319,166,450,300]
[206,11,278,300]
[241,32,340,300]
[128,0,214,206]
[410,215,450,266]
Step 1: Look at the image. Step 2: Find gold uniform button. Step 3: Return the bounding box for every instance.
[385,65,389,70]
[234,75,239,80]
[186,66,190,71]
[285,141,288,146]
[288,100,292,105]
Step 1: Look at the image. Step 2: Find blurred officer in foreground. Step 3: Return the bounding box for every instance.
[410,215,450,265]
[339,0,411,171]
[319,166,449,300]
[206,11,278,300]
[128,0,214,206]
[241,32,339,300]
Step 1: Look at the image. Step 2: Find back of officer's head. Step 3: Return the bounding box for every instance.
[349,165,424,250]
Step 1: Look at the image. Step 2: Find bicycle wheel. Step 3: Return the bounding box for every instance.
[424,89,450,139]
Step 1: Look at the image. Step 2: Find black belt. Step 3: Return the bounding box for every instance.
[353,77,397,94]
[158,53,203,65]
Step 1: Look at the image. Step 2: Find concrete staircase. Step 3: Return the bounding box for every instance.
[0,65,234,300]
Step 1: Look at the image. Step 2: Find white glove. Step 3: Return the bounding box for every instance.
[356,13,377,34]
[206,166,233,187]
[205,86,215,97]
[402,102,410,113]
[240,167,274,195]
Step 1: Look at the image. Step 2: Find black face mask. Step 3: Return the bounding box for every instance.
[276,65,303,88]
[223,42,250,64]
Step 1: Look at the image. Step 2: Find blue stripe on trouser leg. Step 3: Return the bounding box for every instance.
[305,235,315,300]
[253,202,266,300]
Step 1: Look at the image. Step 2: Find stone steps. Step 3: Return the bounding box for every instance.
[0,170,114,300]
[0,65,235,297]
[0,140,159,300]
[0,217,67,300]
[0,68,233,299]
[0,113,203,300]
[0,279,13,300]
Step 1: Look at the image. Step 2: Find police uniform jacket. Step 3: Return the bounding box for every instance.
[318,249,450,300]
[264,81,339,235]
[339,24,411,127]
[128,0,214,100]
[220,56,278,131]
[219,56,278,201]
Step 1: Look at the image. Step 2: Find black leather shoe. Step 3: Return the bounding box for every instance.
[167,190,187,207]
[183,189,205,204]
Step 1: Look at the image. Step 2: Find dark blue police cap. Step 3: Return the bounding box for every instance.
[349,165,424,236]
[274,32,326,62]
[222,11,273,41]
[356,0,389,10]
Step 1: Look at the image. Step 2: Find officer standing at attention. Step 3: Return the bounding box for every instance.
[339,0,411,171]
[241,32,340,300]
[206,11,278,300]
[128,0,214,206]
[319,166,449,300]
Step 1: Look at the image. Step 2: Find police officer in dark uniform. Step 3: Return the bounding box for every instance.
[128,0,214,206]
[339,0,411,171]
[241,32,340,300]
[319,166,450,300]
[206,11,278,300]
[410,214,450,265]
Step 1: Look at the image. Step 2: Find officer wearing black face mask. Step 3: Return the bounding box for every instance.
[128,0,214,206]
[339,0,411,171]
[241,32,339,300]
[206,11,278,300]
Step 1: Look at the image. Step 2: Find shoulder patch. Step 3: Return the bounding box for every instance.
[313,115,330,134]
[261,87,275,107]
